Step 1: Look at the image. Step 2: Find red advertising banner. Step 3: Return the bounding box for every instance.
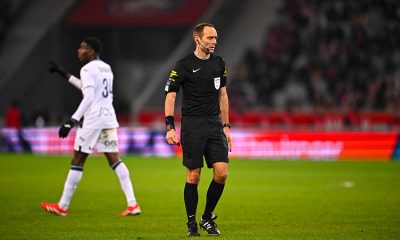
[1,128,397,161]
[227,131,397,161]
[66,0,213,26]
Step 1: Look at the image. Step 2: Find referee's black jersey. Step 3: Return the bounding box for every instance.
[165,53,227,117]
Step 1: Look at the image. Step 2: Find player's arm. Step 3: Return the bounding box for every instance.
[165,92,180,146]
[68,75,82,90]
[58,86,93,139]
[71,66,96,121]
[71,86,94,122]
[219,86,232,152]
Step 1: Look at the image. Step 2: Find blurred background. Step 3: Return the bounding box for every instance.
[1,0,400,159]
[1,0,400,129]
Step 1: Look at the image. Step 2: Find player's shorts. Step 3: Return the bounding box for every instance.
[180,116,229,169]
[74,128,119,154]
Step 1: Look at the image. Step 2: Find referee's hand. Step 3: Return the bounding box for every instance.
[224,127,232,152]
[166,129,180,146]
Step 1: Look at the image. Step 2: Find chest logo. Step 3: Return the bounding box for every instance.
[214,77,221,90]
[193,68,201,73]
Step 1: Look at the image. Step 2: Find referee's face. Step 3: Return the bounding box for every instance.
[201,26,218,53]
[77,42,95,62]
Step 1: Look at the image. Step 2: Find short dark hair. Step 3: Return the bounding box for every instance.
[193,23,215,39]
[83,37,103,54]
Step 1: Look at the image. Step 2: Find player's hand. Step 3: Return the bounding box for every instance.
[165,129,180,146]
[58,118,76,138]
[48,61,69,79]
[223,127,232,152]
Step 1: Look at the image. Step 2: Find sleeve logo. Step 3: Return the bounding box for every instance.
[214,77,221,90]
[169,70,178,82]
[165,80,170,91]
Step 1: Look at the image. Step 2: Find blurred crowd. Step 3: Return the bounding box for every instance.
[230,0,400,114]
[4,99,53,128]
[2,0,400,130]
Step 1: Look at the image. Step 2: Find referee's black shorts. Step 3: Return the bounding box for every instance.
[180,116,229,169]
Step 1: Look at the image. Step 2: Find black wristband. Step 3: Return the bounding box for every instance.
[223,123,231,128]
[165,115,175,131]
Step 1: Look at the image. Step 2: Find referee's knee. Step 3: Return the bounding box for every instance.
[186,168,201,184]
[214,172,228,184]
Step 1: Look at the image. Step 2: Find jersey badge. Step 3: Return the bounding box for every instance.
[193,68,201,73]
[214,77,221,90]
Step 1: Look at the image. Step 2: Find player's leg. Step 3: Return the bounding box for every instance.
[105,152,141,216]
[41,127,97,216]
[98,128,140,216]
[41,151,89,216]
[58,151,88,209]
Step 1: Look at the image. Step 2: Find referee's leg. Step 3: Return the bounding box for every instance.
[185,167,201,222]
[212,162,228,184]
[199,162,227,235]
[203,162,227,219]
[185,167,201,236]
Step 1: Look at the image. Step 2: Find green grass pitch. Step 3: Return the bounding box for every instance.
[0,154,399,239]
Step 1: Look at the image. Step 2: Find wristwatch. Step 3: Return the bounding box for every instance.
[223,123,231,128]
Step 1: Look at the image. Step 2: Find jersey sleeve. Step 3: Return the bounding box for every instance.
[71,86,94,121]
[165,62,184,94]
[80,66,96,89]
[72,65,96,121]
[220,57,227,88]
[68,75,82,90]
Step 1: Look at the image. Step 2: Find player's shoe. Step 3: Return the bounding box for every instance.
[119,203,141,216]
[41,202,68,216]
[199,217,221,236]
[187,221,200,237]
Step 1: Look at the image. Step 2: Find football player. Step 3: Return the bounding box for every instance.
[41,37,141,217]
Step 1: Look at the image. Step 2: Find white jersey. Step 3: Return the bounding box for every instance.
[71,59,119,129]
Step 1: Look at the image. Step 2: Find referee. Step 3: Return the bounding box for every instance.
[164,23,232,237]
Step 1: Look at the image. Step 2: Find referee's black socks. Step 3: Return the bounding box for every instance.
[203,179,225,220]
[184,182,198,223]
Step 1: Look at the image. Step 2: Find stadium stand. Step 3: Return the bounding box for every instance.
[226,0,400,130]
[0,0,399,132]
[136,0,400,131]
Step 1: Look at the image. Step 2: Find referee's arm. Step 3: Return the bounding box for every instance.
[219,87,232,152]
[165,92,176,117]
[165,92,180,146]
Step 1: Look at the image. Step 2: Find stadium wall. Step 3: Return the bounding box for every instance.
[0,128,398,161]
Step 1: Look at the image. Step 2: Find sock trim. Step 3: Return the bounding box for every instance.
[70,165,83,171]
[111,160,122,170]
